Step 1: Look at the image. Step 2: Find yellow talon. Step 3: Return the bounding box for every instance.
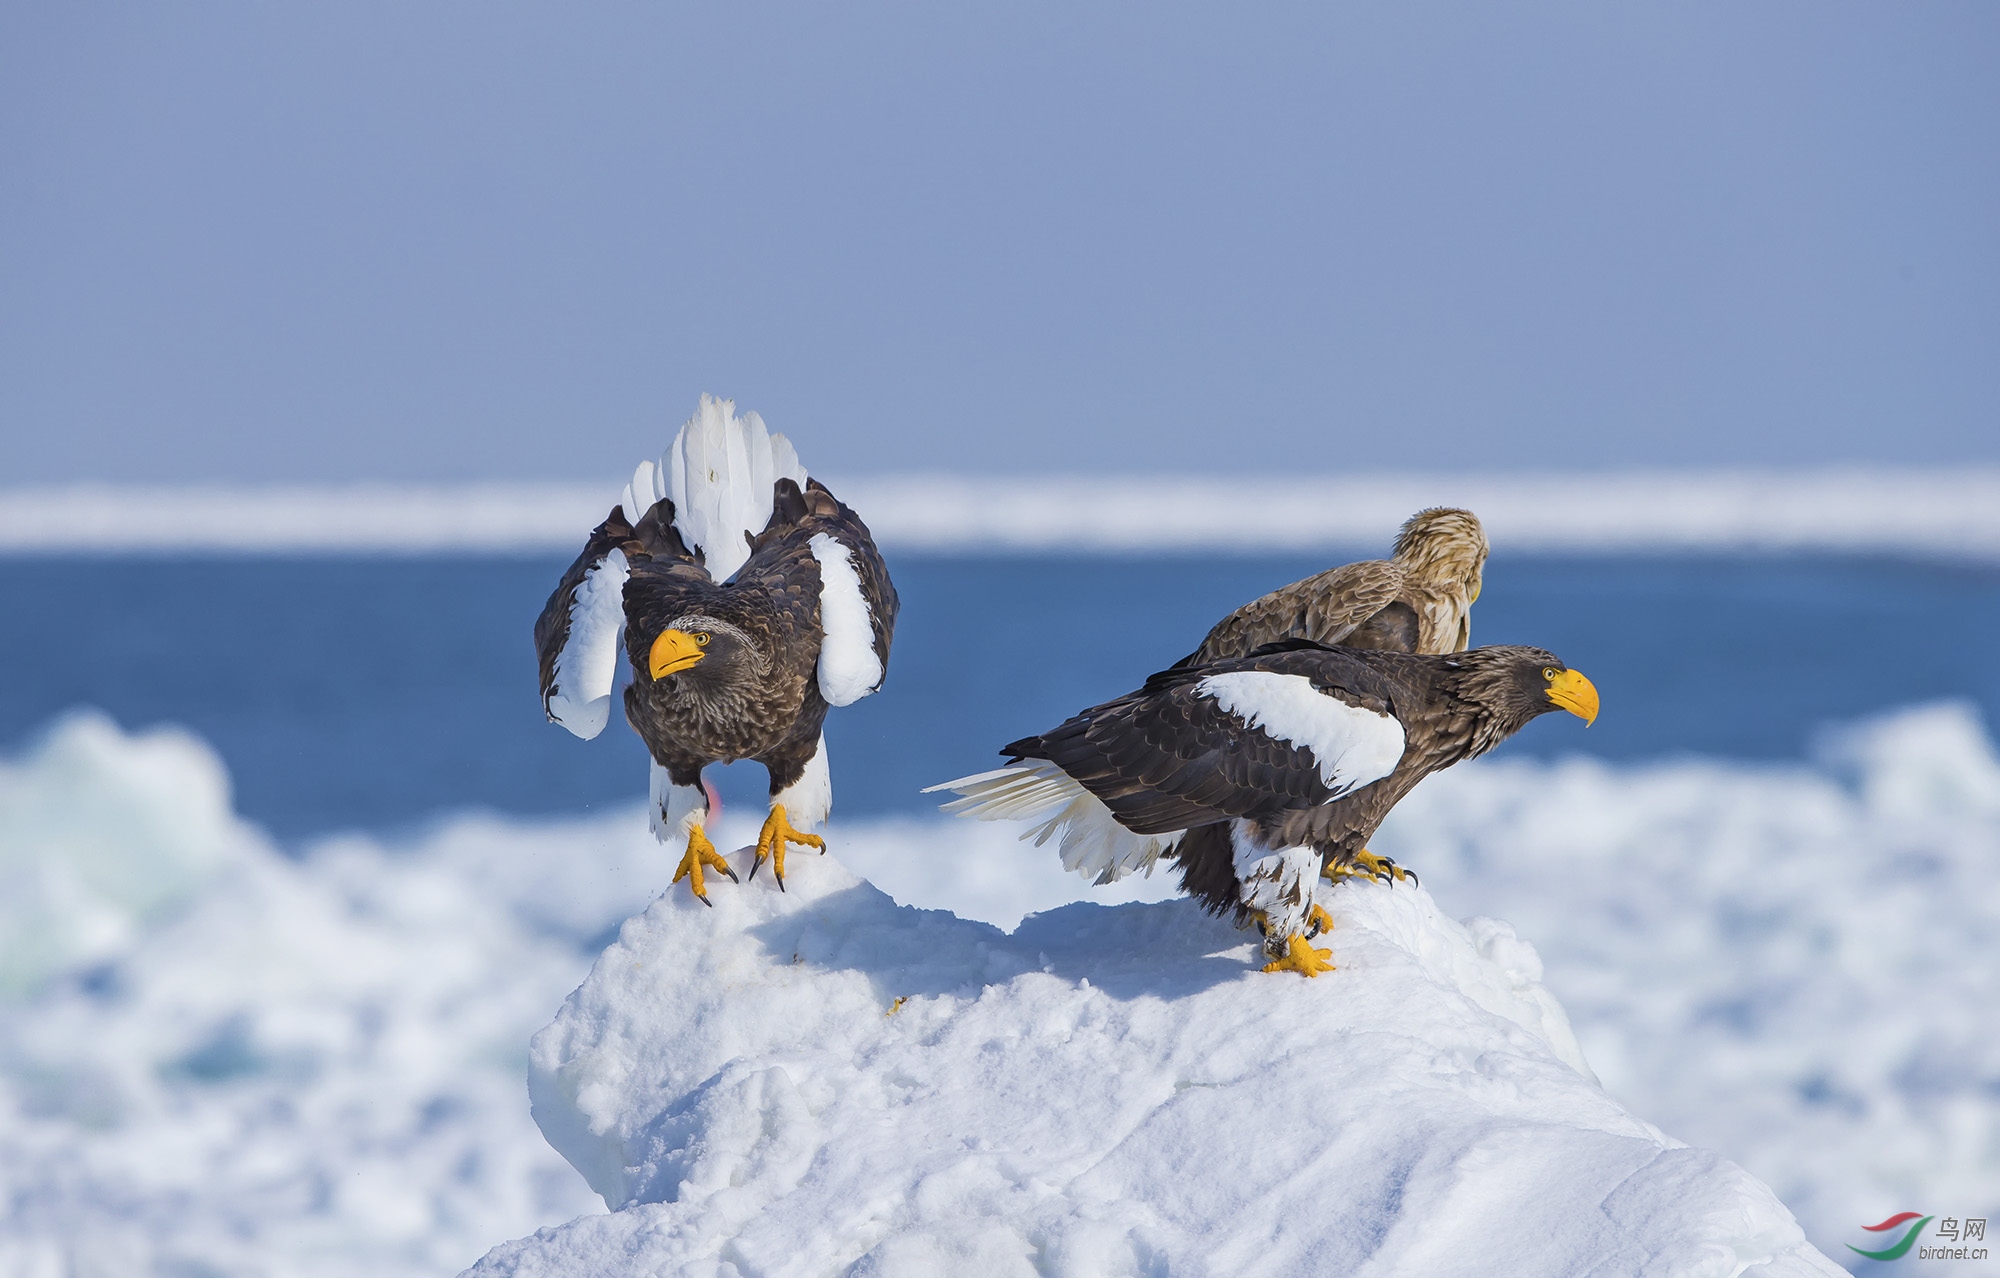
[1324,847,1413,886]
[1261,933,1336,977]
[1306,903,1335,936]
[752,803,825,889]
[671,826,738,905]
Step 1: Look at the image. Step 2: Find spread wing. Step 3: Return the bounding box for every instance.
[732,478,899,706]
[1008,651,1407,837]
[534,500,706,739]
[1177,559,1409,667]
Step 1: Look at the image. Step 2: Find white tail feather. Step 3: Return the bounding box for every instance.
[620,459,657,529]
[660,395,808,582]
[925,761,1183,885]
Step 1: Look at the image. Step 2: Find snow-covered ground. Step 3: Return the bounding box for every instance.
[484,847,1833,1277]
[2,707,1996,1274]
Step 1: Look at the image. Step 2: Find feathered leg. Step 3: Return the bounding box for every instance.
[1232,822,1334,977]
[751,735,830,890]
[652,762,737,904]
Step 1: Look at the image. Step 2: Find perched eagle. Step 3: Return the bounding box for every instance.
[535,396,897,901]
[930,643,1597,976]
[1173,505,1490,887]
[1178,507,1489,666]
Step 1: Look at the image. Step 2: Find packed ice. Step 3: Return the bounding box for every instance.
[2,705,1996,1274]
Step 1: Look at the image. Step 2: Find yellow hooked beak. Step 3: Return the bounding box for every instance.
[648,629,705,679]
[1545,668,1599,726]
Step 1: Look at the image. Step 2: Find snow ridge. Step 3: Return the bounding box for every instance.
[480,847,1841,1277]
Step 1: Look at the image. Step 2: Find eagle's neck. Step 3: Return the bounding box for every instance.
[1434,655,1534,761]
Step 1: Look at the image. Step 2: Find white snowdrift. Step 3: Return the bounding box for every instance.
[476,851,1838,1277]
[1374,701,2000,1262]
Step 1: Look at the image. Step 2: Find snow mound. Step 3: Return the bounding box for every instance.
[0,715,669,1277]
[1376,699,2000,1263]
[0,711,255,995]
[475,852,1838,1277]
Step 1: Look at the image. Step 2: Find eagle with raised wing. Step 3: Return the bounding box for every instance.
[535,395,897,901]
[931,642,1596,976]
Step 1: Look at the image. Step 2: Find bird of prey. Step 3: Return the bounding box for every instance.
[535,395,897,901]
[1176,505,1490,887]
[930,642,1597,976]
[1178,507,1489,666]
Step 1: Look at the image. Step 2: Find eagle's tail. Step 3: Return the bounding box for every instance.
[620,394,808,582]
[923,762,1182,885]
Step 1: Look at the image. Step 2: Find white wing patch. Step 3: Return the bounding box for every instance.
[925,760,1182,885]
[808,533,883,706]
[545,548,630,740]
[1196,671,1404,797]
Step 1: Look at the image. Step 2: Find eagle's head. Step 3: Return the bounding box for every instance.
[645,615,767,698]
[1451,645,1599,738]
[1392,507,1489,600]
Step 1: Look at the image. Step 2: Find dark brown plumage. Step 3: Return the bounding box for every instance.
[607,479,894,796]
[939,640,1596,975]
[1177,507,1489,666]
[536,410,897,902]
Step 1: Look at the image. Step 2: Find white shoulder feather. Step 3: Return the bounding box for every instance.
[1195,671,1405,797]
[808,533,883,706]
[545,548,630,739]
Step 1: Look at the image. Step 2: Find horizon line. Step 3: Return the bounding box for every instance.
[5,467,2000,557]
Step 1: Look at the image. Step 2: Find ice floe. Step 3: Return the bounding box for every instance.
[6,705,2000,1274]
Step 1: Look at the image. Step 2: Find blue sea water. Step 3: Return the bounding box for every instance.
[4,552,1996,840]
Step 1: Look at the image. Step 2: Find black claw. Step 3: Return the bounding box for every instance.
[1406,868,1420,887]
[746,854,762,883]
[719,861,740,885]
[697,892,713,908]
[775,871,786,893]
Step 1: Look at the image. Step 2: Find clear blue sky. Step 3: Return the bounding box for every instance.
[2,3,1994,482]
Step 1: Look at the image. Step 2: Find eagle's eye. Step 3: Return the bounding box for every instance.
[1541,666,1558,681]
[694,632,710,646]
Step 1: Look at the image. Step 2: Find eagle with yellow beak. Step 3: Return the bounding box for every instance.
[1175,504,1490,887]
[534,396,896,901]
[931,642,1597,976]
